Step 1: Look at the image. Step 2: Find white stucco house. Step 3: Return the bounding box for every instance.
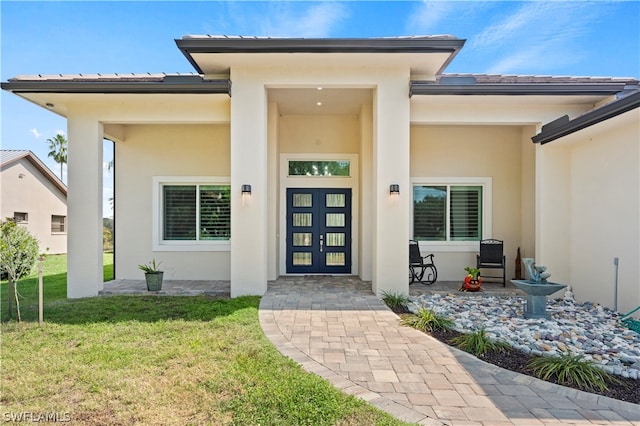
[2,35,638,313]
[0,150,67,254]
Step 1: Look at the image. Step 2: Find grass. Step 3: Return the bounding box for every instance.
[1,254,409,425]
[527,351,620,393]
[400,307,453,333]
[450,327,510,357]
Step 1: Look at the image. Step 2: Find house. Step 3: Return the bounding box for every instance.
[0,150,68,254]
[2,36,638,314]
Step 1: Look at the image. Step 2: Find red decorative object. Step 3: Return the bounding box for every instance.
[461,276,482,292]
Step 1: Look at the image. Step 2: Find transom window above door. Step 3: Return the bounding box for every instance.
[288,160,350,177]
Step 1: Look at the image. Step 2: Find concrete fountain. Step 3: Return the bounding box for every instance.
[511,258,566,319]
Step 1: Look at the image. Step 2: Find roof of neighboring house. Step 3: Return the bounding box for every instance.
[410,74,640,96]
[0,150,67,196]
[532,91,640,145]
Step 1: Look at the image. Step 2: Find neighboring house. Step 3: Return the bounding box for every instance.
[0,150,67,254]
[2,36,638,314]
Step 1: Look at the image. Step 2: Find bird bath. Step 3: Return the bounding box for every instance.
[511,280,567,319]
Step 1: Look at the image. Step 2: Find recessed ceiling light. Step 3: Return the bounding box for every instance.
[317,87,323,90]
[45,103,54,108]
[316,102,322,106]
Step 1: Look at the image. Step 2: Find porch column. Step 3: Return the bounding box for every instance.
[230,70,268,297]
[372,74,411,296]
[67,112,104,298]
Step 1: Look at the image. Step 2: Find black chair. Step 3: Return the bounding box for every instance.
[409,240,437,285]
[476,239,506,286]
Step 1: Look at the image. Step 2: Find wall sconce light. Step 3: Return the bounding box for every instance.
[241,184,252,195]
[389,184,400,195]
[18,173,25,179]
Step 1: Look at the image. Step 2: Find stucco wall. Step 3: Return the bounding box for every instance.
[0,159,67,254]
[569,115,639,313]
[115,124,231,280]
[410,125,526,281]
[279,115,361,154]
[537,109,639,314]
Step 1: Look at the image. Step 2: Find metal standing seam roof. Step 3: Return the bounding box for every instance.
[0,150,67,196]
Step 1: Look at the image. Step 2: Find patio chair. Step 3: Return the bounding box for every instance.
[409,240,437,285]
[476,239,506,286]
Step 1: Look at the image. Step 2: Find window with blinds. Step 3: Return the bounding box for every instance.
[413,184,482,242]
[51,215,66,233]
[163,184,230,241]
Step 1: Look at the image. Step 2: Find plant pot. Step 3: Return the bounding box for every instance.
[144,271,163,291]
[462,276,482,292]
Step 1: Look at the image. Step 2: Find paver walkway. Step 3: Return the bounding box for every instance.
[259,277,640,425]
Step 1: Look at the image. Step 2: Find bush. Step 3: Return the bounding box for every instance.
[527,352,619,392]
[400,307,453,332]
[380,291,409,311]
[451,327,510,357]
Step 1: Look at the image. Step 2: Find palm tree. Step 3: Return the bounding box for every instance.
[46,134,67,182]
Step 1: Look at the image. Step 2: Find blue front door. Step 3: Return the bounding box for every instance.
[286,188,352,274]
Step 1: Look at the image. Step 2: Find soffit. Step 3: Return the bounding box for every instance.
[191,52,453,78]
[268,87,372,115]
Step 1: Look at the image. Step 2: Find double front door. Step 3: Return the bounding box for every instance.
[286,188,352,274]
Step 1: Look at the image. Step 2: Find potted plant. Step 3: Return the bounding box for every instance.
[461,266,482,292]
[138,259,163,291]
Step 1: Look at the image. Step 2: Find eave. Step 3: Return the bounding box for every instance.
[410,81,630,97]
[532,91,640,145]
[1,76,231,95]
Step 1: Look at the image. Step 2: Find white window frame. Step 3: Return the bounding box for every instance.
[51,215,66,234]
[411,177,492,252]
[152,176,231,252]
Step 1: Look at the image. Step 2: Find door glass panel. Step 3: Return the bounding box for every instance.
[326,252,345,266]
[293,233,312,246]
[293,193,312,207]
[326,213,345,227]
[326,233,345,247]
[326,193,345,207]
[293,252,312,265]
[293,213,312,227]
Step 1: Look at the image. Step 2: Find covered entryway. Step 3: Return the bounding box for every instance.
[286,188,352,274]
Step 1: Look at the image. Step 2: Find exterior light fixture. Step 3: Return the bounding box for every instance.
[45,103,54,108]
[389,184,400,195]
[241,184,252,195]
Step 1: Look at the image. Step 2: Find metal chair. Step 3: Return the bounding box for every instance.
[476,239,506,286]
[409,240,437,285]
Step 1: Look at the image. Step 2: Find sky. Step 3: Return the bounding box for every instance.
[2,0,639,217]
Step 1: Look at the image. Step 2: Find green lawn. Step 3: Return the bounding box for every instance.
[1,254,409,425]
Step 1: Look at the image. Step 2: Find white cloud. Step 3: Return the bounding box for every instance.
[406,1,453,33]
[208,2,348,38]
[469,1,602,74]
[29,128,42,139]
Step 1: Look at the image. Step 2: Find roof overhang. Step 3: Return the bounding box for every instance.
[1,75,230,95]
[532,91,640,144]
[410,81,631,97]
[176,36,466,77]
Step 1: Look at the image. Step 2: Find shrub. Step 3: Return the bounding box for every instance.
[451,327,510,357]
[400,307,453,332]
[527,352,618,392]
[380,291,408,311]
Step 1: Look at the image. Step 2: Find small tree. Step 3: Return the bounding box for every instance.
[0,219,39,321]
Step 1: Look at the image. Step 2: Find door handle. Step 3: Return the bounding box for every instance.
[320,234,324,252]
